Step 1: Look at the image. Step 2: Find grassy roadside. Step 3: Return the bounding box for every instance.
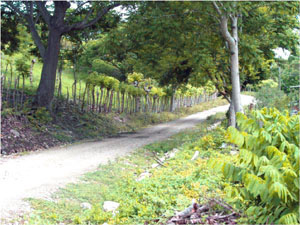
[1,97,228,155]
[241,91,256,97]
[19,112,236,225]
[2,56,82,97]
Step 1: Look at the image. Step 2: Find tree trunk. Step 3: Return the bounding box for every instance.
[21,75,25,107]
[72,61,77,105]
[121,92,125,113]
[104,89,110,113]
[145,94,149,112]
[135,96,141,113]
[229,17,242,114]
[108,89,114,113]
[152,97,157,112]
[30,59,35,87]
[99,87,104,112]
[170,94,174,112]
[91,86,95,111]
[125,94,129,113]
[81,84,87,112]
[96,89,99,112]
[117,91,120,113]
[57,60,63,98]
[228,101,236,127]
[218,14,243,127]
[34,29,62,108]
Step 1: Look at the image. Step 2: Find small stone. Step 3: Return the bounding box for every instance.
[191,151,199,161]
[230,150,238,155]
[80,202,92,210]
[136,171,151,181]
[103,201,120,212]
[220,143,227,148]
[159,157,165,162]
[169,152,176,158]
[10,129,20,137]
[151,163,159,168]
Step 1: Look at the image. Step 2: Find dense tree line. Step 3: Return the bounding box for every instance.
[1,1,298,126]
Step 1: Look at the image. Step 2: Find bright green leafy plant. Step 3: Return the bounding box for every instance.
[213,108,299,224]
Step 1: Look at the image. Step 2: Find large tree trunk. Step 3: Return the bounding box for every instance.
[229,17,243,114]
[218,14,242,127]
[228,101,236,127]
[34,29,62,108]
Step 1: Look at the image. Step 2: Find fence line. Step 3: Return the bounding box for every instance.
[0,75,218,114]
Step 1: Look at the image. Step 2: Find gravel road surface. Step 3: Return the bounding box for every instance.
[0,95,254,221]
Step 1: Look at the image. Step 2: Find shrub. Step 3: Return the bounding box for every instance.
[257,79,278,89]
[34,107,52,124]
[212,108,299,224]
[255,86,289,111]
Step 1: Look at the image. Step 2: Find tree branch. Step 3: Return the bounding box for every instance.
[6,2,46,59]
[220,16,235,46]
[6,2,25,17]
[212,1,222,16]
[34,11,41,24]
[63,2,121,33]
[25,16,46,59]
[36,2,51,26]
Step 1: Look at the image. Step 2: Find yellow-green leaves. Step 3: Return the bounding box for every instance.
[226,126,244,148]
[219,108,299,224]
[127,72,144,85]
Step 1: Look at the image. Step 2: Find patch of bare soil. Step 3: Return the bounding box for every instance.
[1,115,62,155]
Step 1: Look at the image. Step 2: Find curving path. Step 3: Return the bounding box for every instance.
[0,95,254,221]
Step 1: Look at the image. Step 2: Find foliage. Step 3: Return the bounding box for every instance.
[127,72,144,85]
[91,59,122,80]
[15,58,30,78]
[212,108,299,224]
[25,119,228,225]
[255,86,288,111]
[257,79,278,89]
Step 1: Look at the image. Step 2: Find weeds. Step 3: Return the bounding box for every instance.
[24,114,230,224]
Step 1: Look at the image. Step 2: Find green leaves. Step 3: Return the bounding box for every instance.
[15,58,30,78]
[216,108,299,224]
[226,126,244,148]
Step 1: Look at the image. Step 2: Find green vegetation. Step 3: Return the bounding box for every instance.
[211,108,299,224]
[20,108,299,225]
[1,1,299,224]
[24,114,228,224]
[1,96,227,155]
[1,56,83,97]
[255,80,289,111]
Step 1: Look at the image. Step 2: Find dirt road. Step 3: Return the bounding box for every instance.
[0,95,254,220]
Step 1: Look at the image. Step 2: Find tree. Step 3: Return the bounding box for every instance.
[212,1,242,126]
[3,1,121,107]
[211,1,298,126]
[123,1,202,111]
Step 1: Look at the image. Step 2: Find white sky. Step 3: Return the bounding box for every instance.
[273,48,291,60]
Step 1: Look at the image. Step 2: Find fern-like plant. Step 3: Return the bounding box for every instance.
[212,108,299,224]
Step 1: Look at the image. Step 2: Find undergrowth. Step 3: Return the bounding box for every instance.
[24,113,231,224]
[1,97,227,154]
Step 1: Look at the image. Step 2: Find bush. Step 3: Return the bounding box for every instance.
[212,108,299,224]
[255,86,289,111]
[34,107,53,124]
